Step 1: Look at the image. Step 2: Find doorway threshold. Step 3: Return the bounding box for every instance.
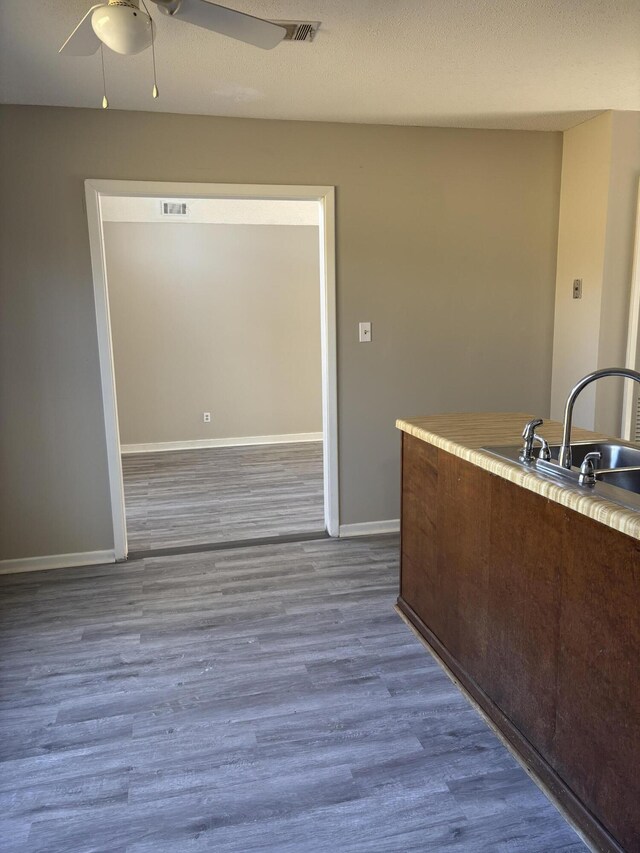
[126,529,330,561]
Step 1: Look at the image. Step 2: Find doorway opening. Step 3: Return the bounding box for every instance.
[86,181,338,560]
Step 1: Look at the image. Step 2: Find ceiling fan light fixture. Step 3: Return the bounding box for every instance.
[91,3,153,55]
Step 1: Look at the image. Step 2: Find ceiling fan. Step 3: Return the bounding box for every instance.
[59,0,287,56]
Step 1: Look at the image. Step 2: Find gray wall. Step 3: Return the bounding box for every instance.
[0,105,562,560]
[104,222,322,445]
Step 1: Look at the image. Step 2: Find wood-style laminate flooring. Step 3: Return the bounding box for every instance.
[122,442,325,552]
[0,536,586,853]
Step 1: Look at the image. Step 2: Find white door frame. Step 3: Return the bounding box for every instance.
[85,179,339,560]
[622,180,640,441]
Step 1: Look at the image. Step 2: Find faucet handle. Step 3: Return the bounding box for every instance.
[578,451,602,487]
[522,418,544,440]
[520,418,544,463]
[535,433,551,461]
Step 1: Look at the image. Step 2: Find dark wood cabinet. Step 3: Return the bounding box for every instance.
[398,432,640,853]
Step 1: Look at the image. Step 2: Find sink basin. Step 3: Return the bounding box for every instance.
[564,441,640,470]
[596,468,640,492]
[482,439,640,512]
[562,442,640,492]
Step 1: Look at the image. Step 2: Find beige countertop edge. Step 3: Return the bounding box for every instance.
[397,416,640,542]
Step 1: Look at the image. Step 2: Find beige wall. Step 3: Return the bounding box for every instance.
[0,105,562,560]
[596,111,640,434]
[550,111,640,434]
[549,113,612,429]
[104,222,322,446]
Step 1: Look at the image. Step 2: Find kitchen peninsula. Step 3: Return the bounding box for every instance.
[396,413,639,853]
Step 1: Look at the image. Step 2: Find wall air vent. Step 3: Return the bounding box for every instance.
[272,21,320,42]
[161,201,189,216]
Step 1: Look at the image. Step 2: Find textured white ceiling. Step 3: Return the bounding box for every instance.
[1,0,638,131]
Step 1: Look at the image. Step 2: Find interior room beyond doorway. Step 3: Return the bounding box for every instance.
[100,194,327,554]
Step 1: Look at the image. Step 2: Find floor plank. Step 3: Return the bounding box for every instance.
[0,536,586,852]
[121,442,325,552]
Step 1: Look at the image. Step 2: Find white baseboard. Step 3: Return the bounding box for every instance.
[0,550,116,575]
[339,519,400,537]
[121,432,323,454]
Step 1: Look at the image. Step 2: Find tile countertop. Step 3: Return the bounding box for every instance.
[396,412,640,542]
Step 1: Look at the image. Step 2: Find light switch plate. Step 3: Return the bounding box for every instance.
[572,279,583,299]
[359,321,372,343]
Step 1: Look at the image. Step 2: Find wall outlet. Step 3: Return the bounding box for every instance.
[203,412,211,423]
[572,279,583,299]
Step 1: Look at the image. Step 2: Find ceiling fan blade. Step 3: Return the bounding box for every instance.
[59,5,104,55]
[171,0,286,49]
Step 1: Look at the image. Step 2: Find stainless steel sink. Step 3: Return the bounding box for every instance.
[565,441,640,470]
[566,442,640,494]
[596,468,640,493]
[482,440,640,512]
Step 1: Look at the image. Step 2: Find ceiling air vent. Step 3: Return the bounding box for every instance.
[161,201,189,216]
[272,21,320,42]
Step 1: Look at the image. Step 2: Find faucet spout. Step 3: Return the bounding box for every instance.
[558,367,640,469]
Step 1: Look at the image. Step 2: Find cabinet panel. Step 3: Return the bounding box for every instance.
[400,434,438,617]
[555,517,640,852]
[435,451,491,676]
[486,477,564,756]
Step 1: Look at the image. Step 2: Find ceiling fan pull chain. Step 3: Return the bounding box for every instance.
[140,0,159,99]
[100,44,109,109]
[151,33,159,99]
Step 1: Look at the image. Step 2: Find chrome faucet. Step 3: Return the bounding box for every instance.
[558,367,640,469]
[520,418,551,464]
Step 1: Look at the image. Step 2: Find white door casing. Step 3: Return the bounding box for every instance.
[85,180,339,560]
